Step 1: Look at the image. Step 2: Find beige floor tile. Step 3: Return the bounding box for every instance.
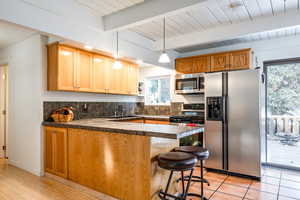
[217,183,247,197]
[250,181,279,194]
[210,191,242,200]
[245,189,277,200]
[279,186,300,199]
[224,176,252,188]
[187,187,214,199]
[261,175,281,185]
[190,180,222,191]
[204,172,227,182]
[280,179,300,190]
[278,196,299,200]
[281,173,300,183]
[263,168,282,178]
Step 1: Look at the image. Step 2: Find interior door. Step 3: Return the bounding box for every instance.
[227,70,260,177]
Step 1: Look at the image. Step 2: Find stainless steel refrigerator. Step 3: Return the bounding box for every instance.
[204,70,261,178]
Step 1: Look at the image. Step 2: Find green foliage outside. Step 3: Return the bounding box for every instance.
[267,63,300,116]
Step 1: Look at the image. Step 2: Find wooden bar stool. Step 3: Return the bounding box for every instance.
[157,152,198,200]
[174,146,210,200]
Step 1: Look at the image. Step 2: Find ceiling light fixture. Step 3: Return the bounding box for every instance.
[84,45,93,50]
[113,31,123,69]
[159,17,170,63]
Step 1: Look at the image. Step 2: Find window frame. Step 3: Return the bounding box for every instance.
[144,75,171,106]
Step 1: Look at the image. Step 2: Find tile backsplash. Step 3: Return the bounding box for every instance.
[43,102,183,121]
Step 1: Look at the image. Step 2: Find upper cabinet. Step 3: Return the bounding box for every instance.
[230,49,251,70]
[210,53,230,72]
[175,58,194,74]
[76,50,93,92]
[193,56,211,73]
[47,43,139,95]
[175,48,252,74]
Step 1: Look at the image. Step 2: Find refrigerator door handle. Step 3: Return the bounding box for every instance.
[222,96,227,123]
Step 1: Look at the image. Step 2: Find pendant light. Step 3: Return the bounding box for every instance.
[159,17,170,63]
[113,31,123,69]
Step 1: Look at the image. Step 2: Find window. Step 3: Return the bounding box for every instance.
[145,76,170,105]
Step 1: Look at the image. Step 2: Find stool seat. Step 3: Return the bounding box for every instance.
[158,152,197,171]
[174,146,209,160]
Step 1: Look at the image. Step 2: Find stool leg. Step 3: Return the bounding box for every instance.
[181,171,185,194]
[201,160,204,200]
[183,168,194,200]
[164,170,173,198]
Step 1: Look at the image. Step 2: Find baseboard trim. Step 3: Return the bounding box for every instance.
[45,173,118,200]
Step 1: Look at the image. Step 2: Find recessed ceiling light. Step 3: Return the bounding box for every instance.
[84,45,93,50]
[136,59,143,65]
[229,2,243,9]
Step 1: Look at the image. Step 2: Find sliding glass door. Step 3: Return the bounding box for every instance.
[265,59,300,169]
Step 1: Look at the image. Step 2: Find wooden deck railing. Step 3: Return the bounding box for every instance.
[268,115,300,136]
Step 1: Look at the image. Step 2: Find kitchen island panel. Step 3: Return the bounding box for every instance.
[68,128,151,200]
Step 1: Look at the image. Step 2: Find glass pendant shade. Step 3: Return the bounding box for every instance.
[159,52,170,63]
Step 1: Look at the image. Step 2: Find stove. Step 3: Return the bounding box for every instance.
[170,103,205,125]
[170,103,205,146]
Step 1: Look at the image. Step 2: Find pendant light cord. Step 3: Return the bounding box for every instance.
[163,17,166,52]
[116,31,119,58]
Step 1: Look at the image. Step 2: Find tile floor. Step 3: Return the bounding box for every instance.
[184,166,300,200]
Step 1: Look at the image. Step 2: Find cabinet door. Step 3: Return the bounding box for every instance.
[193,56,210,73]
[230,49,251,70]
[120,62,129,94]
[175,59,194,74]
[77,50,93,92]
[44,127,68,178]
[106,58,123,94]
[210,53,230,72]
[58,46,77,91]
[128,64,139,95]
[92,55,107,93]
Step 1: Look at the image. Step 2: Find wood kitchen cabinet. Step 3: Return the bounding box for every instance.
[92,55,108,93]
[44,126,68,178]
[48,45,77,91]
[175,58,194,74]
[76,50,93,92]
[230,49,251,70]
[193,56,211,73]
[210,52,230,72]
[175,48,252,74]
[47,43,139,95]
[128,64,139,95]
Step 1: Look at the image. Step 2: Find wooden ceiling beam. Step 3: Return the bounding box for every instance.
[103,0,209,31]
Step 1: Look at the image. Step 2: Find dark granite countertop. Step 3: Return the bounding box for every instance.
[42,116,204,139]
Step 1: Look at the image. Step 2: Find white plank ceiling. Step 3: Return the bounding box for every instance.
[175,26,300,53]
[129,0,300,41]
[75,0,144,16]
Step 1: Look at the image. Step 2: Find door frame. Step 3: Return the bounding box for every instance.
[0,64,8,159]
[263,57,300,171]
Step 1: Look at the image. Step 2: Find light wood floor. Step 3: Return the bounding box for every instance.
[0,159,102,200]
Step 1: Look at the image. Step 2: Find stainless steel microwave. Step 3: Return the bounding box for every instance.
[175,73,205,94]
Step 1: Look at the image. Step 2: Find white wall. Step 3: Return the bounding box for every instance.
[0,34,44,175]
